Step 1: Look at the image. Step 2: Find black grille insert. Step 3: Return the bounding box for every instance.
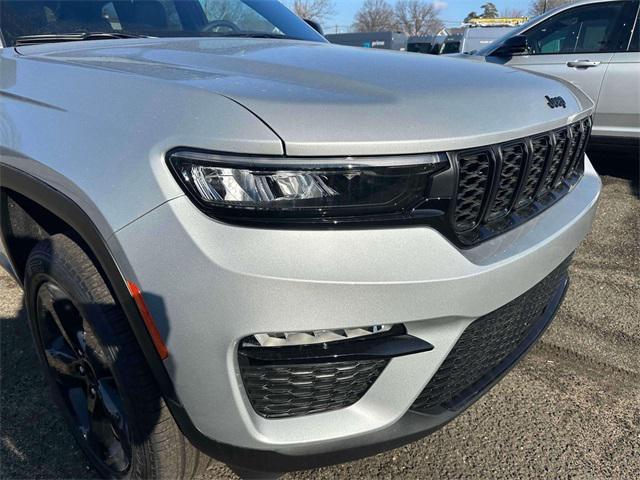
[241,360,388,418]
[487,143,526,221]
[411,257,571,414]
[453,151,492,231]
[451,117,591,245]
[518,135,550,208]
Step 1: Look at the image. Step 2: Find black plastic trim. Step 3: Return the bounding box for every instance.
[238,325,433,366]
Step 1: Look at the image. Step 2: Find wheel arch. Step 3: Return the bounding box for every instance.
[0,164,182,407]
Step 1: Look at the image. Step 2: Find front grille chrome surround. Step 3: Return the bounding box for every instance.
[450,117,591,245]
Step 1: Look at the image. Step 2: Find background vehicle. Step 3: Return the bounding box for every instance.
[0,0,601,478]
[431,27,514,55]
[440,33,463,54]
[430,33,448,54]
[457,26,516,54]
[456,0,640,149]
[408,35,435,53]
[409,28,515,56]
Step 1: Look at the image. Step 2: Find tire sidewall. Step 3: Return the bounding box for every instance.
[24,240,135,480]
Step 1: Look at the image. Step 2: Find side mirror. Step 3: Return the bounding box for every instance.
[493,35,529,57]
[304,19,324,36]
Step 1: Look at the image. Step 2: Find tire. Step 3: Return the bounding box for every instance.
[24,233,211,479]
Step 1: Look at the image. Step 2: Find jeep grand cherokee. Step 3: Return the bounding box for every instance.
[0,0,600,478]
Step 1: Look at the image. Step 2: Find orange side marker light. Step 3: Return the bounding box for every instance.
[127,281,169,360]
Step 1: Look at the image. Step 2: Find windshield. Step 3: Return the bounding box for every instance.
[0,0,326,46]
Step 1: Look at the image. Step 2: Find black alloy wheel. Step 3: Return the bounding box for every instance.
[35,280,131,476]
[24,233,213,479]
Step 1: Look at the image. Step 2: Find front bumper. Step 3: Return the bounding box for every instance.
[110,157,600,471]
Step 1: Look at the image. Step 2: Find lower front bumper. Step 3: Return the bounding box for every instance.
[109,158,600,471]
[165,266,571,473]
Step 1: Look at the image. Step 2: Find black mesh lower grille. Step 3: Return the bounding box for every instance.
[411,257,571,414]
[241,360,388,418]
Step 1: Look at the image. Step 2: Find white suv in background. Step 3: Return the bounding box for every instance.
[457,0,640,150]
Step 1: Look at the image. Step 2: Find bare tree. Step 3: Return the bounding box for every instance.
[289,0,335,24]
[353,0,398,32]
[529,0,575,15]
[394,0,444,36]
[502,7,526,17]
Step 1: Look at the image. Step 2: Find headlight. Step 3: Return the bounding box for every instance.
[168,150,449,225]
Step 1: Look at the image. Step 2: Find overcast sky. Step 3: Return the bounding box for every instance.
[327,0,533,29]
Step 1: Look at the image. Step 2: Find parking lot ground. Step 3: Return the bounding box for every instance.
[1,153,639,479]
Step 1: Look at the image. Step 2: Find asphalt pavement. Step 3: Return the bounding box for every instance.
[1,152,638,479]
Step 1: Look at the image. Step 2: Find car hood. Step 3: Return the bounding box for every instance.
[17,38,594,156]
[448,53,487,61]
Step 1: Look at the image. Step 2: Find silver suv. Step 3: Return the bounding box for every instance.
[455,0,640,150]
[0,1,601,478]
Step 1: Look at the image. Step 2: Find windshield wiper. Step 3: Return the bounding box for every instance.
[207,32,296,40]
[14,32,150,47]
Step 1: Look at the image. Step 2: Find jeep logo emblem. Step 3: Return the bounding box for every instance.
[545,95,567,109]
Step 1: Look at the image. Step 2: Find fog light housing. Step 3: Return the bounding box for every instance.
[237,324,434,418]
[243,325,392,348]
[238,324,433,365]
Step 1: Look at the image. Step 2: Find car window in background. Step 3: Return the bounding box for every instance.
[442,41,460,54]
[0,0,325,47]
[525,2,627,55]
[407,42,432,54]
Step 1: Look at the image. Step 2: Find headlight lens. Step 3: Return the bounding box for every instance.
[168,150,448,224]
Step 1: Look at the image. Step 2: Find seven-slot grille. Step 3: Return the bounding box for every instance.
[452,117,591,239]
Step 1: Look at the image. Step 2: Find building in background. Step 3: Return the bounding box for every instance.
[325,31,409,51]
